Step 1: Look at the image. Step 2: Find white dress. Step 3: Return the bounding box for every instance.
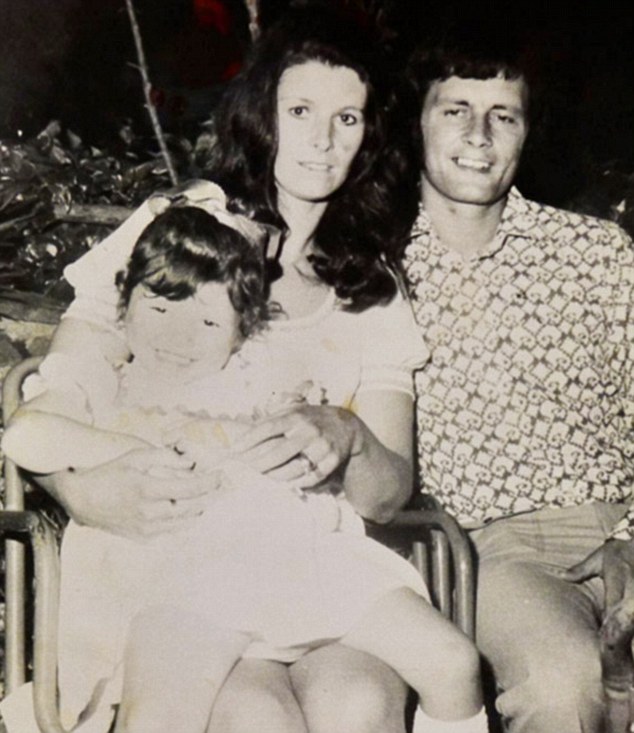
[7,199,430,733]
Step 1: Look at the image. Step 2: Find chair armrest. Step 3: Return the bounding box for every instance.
[367,496,475,639]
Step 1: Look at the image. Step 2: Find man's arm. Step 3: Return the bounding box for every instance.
[559,222,634,621]
[558,539,634,624]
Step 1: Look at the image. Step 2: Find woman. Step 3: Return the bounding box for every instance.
[36,7,424,733]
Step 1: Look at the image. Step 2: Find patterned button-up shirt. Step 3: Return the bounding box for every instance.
[403,188,634,539]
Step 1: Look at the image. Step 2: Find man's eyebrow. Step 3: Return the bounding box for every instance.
[437,97,523,114]
[491,103,524,113]
[437,97,470,105]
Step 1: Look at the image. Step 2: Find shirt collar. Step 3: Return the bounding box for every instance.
[412,187,545,262]
[498,187,542,238]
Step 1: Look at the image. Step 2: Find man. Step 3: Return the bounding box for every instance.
[400,31,634,733]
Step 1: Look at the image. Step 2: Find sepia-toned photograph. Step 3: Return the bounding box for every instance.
[0,1,633,731]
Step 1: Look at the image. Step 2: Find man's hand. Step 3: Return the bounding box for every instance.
[559,538,634,626]
[49,446,220,540]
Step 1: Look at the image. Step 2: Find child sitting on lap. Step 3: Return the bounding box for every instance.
[3,205,488,733]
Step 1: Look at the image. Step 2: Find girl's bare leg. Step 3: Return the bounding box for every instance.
[340,588,484,725]
[115,607,251,733]
[290,644,408,733]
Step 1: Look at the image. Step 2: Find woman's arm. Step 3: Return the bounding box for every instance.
[345,389,414,522]
[35,449,216,539]
[1,377,217,540]
[230,389,414,524]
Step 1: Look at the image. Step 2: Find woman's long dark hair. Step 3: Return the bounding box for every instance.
[200,4,412,311]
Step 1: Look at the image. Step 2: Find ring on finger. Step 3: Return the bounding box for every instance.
[298,452,318,475]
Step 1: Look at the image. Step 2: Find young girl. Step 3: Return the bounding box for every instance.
[3,203,487,733]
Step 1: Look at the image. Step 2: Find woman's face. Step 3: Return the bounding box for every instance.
[124,282,240,381]
[274,60,368,205]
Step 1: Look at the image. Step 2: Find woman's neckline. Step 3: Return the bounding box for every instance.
[270,287,337,330]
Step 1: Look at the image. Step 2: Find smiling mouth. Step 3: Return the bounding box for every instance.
[155,349,196,366]
[299,162,333,172]
[454,157,492,172]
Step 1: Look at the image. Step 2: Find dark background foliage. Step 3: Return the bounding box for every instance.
[0,0,632,299]
[1,0,633,199]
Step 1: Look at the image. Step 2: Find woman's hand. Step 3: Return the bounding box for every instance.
[231,396,413,523]
[230,405,363,489]
[44,446,220,540]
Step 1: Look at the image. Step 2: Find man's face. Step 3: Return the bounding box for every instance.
[420,75,529,208]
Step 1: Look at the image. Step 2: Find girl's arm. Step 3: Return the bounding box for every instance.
[2,390,150,475]
[8,396,231,540]
[26,322,219,537]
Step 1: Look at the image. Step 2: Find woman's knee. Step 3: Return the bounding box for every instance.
[291,645,407,733]
[302,678,406,733]
[207,658,306,733]
[327,675,406,733]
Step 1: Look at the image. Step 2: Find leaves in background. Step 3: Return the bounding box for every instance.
[0,121,182,301]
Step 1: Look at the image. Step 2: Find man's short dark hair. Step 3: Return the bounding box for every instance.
[408,26,532,100]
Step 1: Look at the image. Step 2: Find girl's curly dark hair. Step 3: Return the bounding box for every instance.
[201,3,413,311]
[116,206,268,339]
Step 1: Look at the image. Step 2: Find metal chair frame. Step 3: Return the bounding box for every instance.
[1,356,475,733]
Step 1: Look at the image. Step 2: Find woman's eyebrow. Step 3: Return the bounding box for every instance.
[278,94,312,102]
